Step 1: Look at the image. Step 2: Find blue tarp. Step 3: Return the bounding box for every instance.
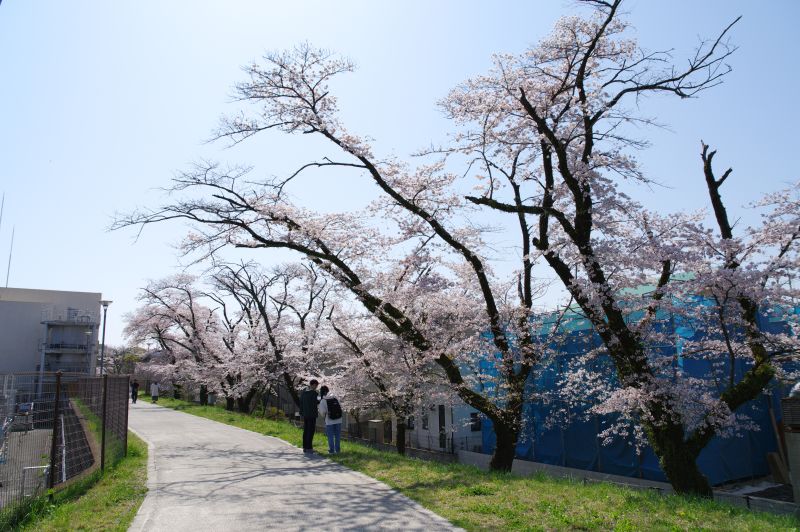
[482,388,781,485]
[480,310,791,486]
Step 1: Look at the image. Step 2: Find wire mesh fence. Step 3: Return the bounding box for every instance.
[346,424,481,458]
[0,372,129,514]
[258,384,483,460]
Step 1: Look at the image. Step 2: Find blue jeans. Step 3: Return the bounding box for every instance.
[325,423,341,453]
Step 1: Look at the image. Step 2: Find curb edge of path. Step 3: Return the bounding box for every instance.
[128,419,158,531]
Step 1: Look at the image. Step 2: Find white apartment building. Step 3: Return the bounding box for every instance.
[402,403,484,453]
[0,287,104,375]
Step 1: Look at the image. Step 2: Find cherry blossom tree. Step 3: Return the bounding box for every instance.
[440,0,799,495]
[203,281,261,412]
[210,261,331,409]
[124,274,270,410]
[324,307,449,455]
[124,275,233,402]
[125,263,335,413]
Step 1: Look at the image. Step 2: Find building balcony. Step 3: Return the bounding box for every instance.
[41,319,98,326]
[42,363,92,374]
[42,343,91,352]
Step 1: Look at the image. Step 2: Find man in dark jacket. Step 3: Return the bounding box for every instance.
[299,379,319,453]
[131,380,140,404]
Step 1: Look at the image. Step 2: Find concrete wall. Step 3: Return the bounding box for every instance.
[0,300,43,373]
[458,450,799,517]
[458,449,673,491]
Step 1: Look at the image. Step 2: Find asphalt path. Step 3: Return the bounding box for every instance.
[128,400,459,531]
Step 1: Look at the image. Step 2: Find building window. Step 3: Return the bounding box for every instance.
[406,416,414,430]
[422,413,429,430]
[470,412,482,432]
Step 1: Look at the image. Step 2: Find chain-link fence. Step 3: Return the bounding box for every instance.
[0,372,129,514]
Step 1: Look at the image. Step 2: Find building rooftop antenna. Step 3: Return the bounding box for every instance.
[5,226,13,288]
[0,192,7,288]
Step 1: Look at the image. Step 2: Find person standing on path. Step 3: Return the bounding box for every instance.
[318,385,343,454]
[131,380,140,403]
[150,381,160,403]
[299,379,319,453]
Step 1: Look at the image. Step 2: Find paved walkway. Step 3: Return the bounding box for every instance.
[128,401,458,531]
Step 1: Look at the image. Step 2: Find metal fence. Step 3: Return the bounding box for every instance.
[281,414,478,463]
[261,385,481,460]
[0,372,129,513]
[357,422,477,453]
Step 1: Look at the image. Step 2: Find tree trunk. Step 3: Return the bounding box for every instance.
[225,396,235,411]
[236,391,255,413]
[606,330,715,496]
[248,392,262,415]
[284,373,301,408]
[199,385,208,406]
[484,378,525,472]
[490,421,517,472]
[660,452,711,497]
[647,421,711,497]
[396,420,407,456]
[351,410,362,438]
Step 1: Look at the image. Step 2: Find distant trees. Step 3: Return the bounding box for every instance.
[124,263,334,410]
[118,0,799,495]
[325,308,451,455]
[124,275,238,407]
[210,262,331,409]
[103,345,144,375]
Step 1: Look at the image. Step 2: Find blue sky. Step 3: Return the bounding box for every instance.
[1,1,798,346]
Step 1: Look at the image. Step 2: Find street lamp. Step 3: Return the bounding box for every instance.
[99,300,112,375]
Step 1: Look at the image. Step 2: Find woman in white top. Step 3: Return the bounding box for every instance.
[318,386,342,454]
[150,382,160,403]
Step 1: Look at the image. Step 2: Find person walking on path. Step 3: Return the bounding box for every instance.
[318,385,343,454]
[299,379,319,453]
[131,380,140,404]
[150,381,160,403]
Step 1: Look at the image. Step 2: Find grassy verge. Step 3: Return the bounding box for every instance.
[71,398,125,466]
[152,395,798,531]
[2,432,148,531]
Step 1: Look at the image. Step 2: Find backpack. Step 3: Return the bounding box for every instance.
[326,397,342,420]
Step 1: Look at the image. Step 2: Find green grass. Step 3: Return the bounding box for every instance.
[153,395,800,531]
[71,398,125,466]
[2,432,148,531]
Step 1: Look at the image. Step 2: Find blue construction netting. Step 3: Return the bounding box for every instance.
[479,308,791,486]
